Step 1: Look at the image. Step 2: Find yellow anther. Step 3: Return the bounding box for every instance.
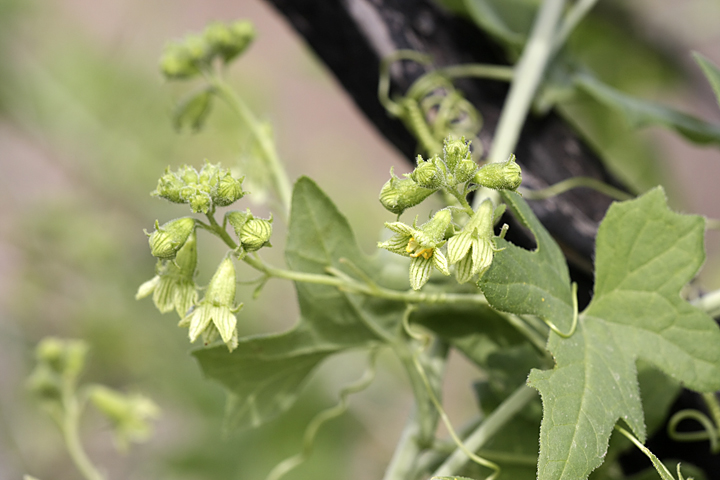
[406,237,433,259]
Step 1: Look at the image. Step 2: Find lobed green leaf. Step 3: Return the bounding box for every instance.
[528,187,720,480]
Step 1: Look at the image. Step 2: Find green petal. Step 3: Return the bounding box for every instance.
[174,280,197,318]
[409,256,433,290]
[384,221,414,235]
[472,238,494,277]
[433,248,450,276]
[187,305,213,342]
[136,276,160,300]
[211,306,238,345]
[447,232,473,264]
[378,235,411,256]
[153,277,177,313]
[455,254,475,284]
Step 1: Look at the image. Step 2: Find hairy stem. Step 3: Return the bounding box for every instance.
[431,385,537,477]
[206,73,292,215]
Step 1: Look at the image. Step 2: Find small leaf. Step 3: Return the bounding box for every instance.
[173,88,213,132]
[693,52,720,109]
[528,187,720,480]
[479,191,574,333]
[576,73,720,145]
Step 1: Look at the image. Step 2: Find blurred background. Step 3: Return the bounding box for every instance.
[1,1,720,479]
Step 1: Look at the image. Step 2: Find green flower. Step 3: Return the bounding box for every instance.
[447,200,499,283]
[137,230,198,317]
[378,209,452,290]
[179,256,242,351]
[89,385,160,451]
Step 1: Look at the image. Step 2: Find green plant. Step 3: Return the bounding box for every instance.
[26,4,720,480]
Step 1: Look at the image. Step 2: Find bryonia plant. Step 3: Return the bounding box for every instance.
[27,6,720,480]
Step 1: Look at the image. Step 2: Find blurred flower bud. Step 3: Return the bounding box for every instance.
[153,169,185,203]
[179,165,199,185]
[89,385,160,451]
[184,33,211,64]
[473,154,522,191]
[379,168,436,215]
[148,217,195,259]
[443,136,471,170]
[159,43,199,80]
[27,365,62,403]
[204,20,256,64]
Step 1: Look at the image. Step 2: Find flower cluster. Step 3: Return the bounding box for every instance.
[140,161,273,352]
[160,20,256,80]
[377,137,520,289]
[152,162,245,214]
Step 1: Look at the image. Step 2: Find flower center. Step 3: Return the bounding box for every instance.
[406,237,434,259]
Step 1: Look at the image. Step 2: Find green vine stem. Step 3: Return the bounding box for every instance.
[59,388,105,480]
[552,0,599,54]
[265,348,381,480]
[204,73,293,215]
[474,0,567,211]
[381,405,428,480]
[519,177,634,202]
[430,385,537,478]
[614,425,683,480]
[667,408,719,453]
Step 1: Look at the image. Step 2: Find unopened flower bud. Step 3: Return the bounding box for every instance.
[240,217,272,252]
[443,137,471,170]
[89,385,160,450]
[188,192,212,214]
[416,209,453,246]
[473,154,522,191]
[204,20,256,63]
[379,168,435,215]
[184,33,211,64]
[178,165,199,185]
[454,157,479,184]
[153,169,185,203]
[148,217,195,259]
[411,155,442,189]
[198,162,220,187]
[159,43,198,80]
[214,172,245,206]
[27,365,62,402]
[35,337,88,378]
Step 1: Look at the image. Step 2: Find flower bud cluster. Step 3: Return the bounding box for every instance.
[379,137,481,215]
[27,338,88,403]
[160,20,256,79]
[152,162,245,214]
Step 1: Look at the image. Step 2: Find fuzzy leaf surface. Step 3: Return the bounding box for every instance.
[479,191,574,333]
[194,177,403,430]
[528,187,720,480]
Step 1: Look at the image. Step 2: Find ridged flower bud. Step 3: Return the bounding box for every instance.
[214,171,245,206]
[379,167,436,215]
[443,136,471,171]
[240,217,273,252]
[148,217,195,259]
[411,155,442,189]
[454,157,479,184]
[188,192,212,214]
[153,169,185,203]
[473,155,522,191]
